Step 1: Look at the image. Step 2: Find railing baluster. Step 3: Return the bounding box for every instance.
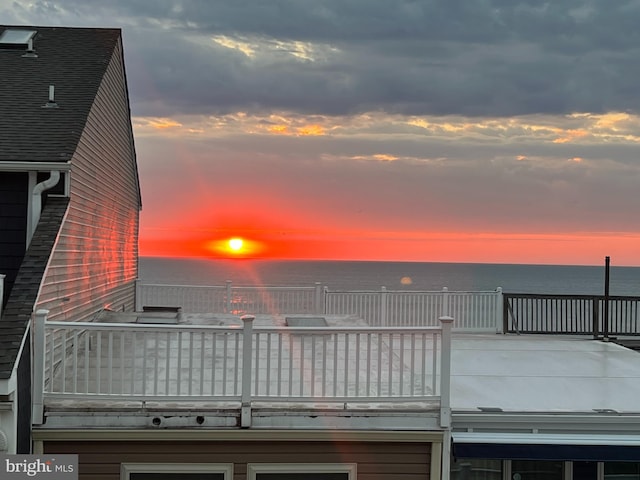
[366,334,372,396]
[71,330,78,394]
[388,333,393,396]
[121,333,126,395]
[288,334,294,397]
[83,331,89,394]
[354,333,360,396]
[377,332,383,396]
[432,333,438,394]
[210,332,217,396]
[277,334,283,397]
[108,331,113,395]
[255,331,261,394]
[165,331,171,395]
[311,335,316,397]
[130,331,136,395]
[265,333,272,396]
[333,333,339,397]
[96,331,102,394]
[344,333,349,397]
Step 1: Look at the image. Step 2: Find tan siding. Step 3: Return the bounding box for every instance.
[37,37,140,321]
[44,440,431,480]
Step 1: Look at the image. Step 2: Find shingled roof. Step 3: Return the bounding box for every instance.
[0,197,69,379]
[0,25,121,162]
[0,26,126,379]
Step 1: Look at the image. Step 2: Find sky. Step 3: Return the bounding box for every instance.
[4,1,640,266]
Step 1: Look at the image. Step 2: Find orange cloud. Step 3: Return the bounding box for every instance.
[268,124,290,134]
[148,118,183,129]
[373,154,398,162]
[297,124,325,136]
[553,128,589,143]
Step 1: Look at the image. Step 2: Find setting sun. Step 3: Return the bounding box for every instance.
[228,237,244,252]
[205,236,266,258]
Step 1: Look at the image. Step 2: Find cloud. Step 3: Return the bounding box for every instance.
[4,0,640,264]
[9,0,640,118]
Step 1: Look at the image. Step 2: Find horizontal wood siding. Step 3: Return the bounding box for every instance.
[0,172,28,305]
[37,37,140,321]
[44,440,431,480]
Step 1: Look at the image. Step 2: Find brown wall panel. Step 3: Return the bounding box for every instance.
[44,440,432,480]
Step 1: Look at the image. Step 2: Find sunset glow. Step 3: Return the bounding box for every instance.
[21,0,636,268]
[138,228,640,266]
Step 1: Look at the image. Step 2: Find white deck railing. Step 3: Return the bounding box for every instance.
[136,281,503,332]
[136,281,323,315]
[32,310,453,427]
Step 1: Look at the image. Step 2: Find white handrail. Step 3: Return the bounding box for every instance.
[38,317,448,408]
[137,281,504,331]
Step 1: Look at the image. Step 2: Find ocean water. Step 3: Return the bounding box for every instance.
[139,257,640,296]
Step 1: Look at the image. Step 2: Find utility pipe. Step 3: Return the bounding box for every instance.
[28,170,60,246]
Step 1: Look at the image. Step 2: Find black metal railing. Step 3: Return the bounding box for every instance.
[503,293,640,338]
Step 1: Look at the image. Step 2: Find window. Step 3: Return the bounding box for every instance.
[605,462,640,480]
[121,464,232,480]
[511,460,563,480]
[451,458,502,480]
[247,464,356,480]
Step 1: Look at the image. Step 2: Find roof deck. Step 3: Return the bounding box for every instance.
[28,283,640,437]
[34,311,451,430]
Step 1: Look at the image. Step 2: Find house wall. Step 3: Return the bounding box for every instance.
[36,36,140,321]
[43,439,433,480]
[0,172,29,306]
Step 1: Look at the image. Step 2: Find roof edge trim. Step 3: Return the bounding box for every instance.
[0,161,72,172]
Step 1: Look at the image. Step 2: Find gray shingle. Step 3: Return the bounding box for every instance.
[0,197,68,379]
[0,25,120,162]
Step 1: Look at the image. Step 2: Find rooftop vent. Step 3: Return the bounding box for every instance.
[42,85,59,109]
[0,28,37,56]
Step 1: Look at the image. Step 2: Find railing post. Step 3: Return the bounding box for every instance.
[503,294,510,333]
[439,315,454,428]
[495,287,503,333]
[32,309,49,425]
[323,286,329,314]
[134,278,141,312]
[380,286,388,326]
[603,256,610,341]
[226,280,233,314]
[240,314,254,428]
[314,282,323,315]
[441,287,449,317]
[592,297,600,339]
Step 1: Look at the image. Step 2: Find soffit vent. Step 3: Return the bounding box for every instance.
[0,28,38,56]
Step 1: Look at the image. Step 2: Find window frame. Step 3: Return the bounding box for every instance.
[120,463,233,480]
[247,463,357,480]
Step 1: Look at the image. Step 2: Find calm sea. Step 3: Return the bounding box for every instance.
[139,257,640,296]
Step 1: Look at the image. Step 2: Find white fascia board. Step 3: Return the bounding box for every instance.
[0,161,71,172]
[453,431,640,447]
[453,411,640,425]
[0,373,16,396]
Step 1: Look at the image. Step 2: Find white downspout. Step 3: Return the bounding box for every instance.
[28,171,60,246]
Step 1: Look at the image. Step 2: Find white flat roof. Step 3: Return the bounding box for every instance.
[450,334,640,413]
